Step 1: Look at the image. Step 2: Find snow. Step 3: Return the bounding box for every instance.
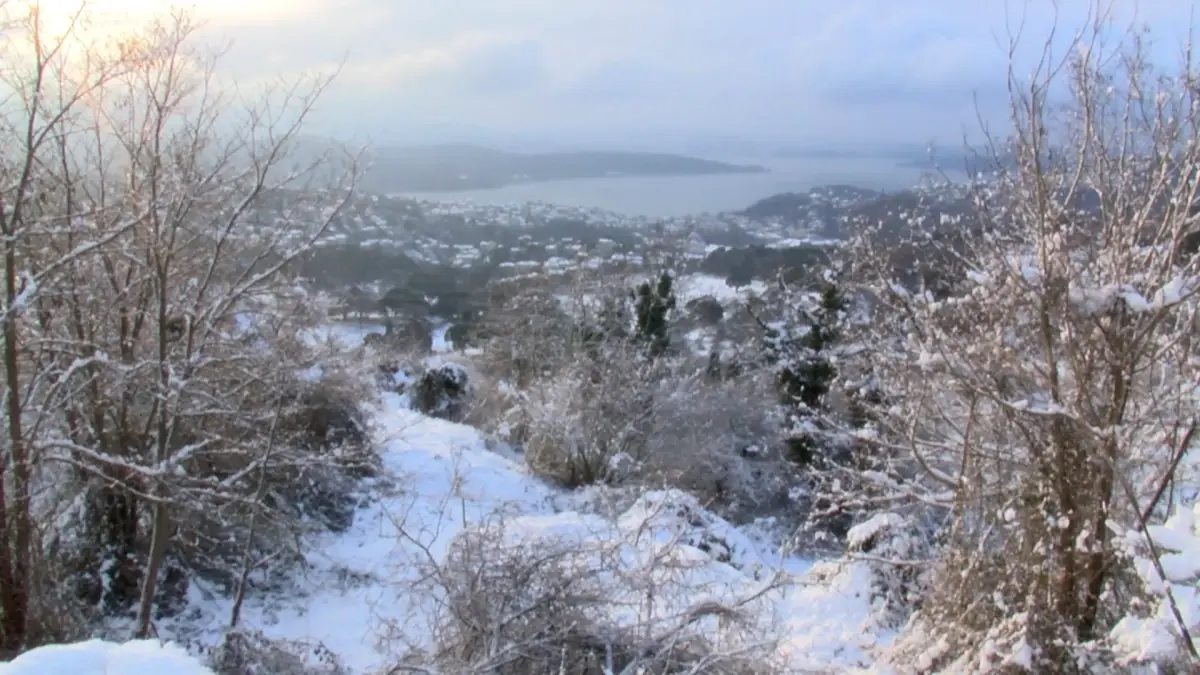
[847,513,907,551]
[7,272,37,314]
[1151,275,1199,309]
[674,273,768,304]
[777,560,887,670]
[309,320,457,353]
[125,382,881,673]
[1110,501,1200,664]
[306,321,386,348]
[1067,275,1200,316]
[965,269,991,285]
[430,322,453,352]
[21,327,890,673]
[295,364,324,381]
[0,640,212,675]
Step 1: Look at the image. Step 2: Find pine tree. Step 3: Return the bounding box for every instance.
[763,282,845,464]
[633,271,676,358]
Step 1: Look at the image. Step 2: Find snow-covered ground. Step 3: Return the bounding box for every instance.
[0,640,213,675]
[674,273,768,304]
[312,320,457,353]
[307,321,387,348]
[4,324,889,674]
[165,393,562,672]
[173,392,885,672]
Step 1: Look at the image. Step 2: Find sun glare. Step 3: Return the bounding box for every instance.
[26,0,304,38]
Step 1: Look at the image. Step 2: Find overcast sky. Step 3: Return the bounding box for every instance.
[81,0,1200,152]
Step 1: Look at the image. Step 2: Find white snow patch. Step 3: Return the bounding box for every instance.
[306,321,386,348]
[295,364,324,381]
[0,640,212,675]
[777,560,888,670]
[1110,500,1200,664]
[674,273,767,304]
[430,322,453,352]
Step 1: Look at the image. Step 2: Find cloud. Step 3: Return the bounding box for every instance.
[191,0,1196,148]
[441,40,547,95]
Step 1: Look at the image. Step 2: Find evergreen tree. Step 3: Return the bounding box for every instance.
[633,271,676,358]
[762,282,845,464]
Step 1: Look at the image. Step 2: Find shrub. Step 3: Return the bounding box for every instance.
[520,350,658,488]
[389,512,782,675]
[512,349,793,523]
[412,363,470,421]
[207,630,348,675]
[686,295,726,325]
[844,513,933,630]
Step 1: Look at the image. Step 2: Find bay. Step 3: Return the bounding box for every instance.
[398,157,954,218]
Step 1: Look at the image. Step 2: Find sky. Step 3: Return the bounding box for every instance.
[30,0,1200,153]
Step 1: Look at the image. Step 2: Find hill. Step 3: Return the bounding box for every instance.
[357,144,767,192]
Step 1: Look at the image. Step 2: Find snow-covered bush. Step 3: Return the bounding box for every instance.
[410,519,618,673]
[362,343,424,395]
[267,371,376,532]
[836,21,1200,673]
[844,513,933,630]
[517,350,789,508]
[388,493,786,674]
[473,280,579,389]
[412,363,470,421]
[1107,501,1200,669]
[206,630,348,675]
[639,368,791,520]
[520,344,660,487]
[0,7,368,650]
[476,279,789,514]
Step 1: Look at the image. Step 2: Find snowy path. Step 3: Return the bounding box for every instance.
[176,392,555,672]
[155,386,887,673]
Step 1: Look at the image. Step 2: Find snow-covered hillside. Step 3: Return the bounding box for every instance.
[12,327,1198,673]
[2,324,889,674]
[170,388,883,672]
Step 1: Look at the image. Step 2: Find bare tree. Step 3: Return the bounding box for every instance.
[835,5,1200,671]
[0,0,143,652]
[0,1,366,650]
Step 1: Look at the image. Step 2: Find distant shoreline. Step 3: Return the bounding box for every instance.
[356,144,768,193]
[387,156,943,219]
[398,165,771,194]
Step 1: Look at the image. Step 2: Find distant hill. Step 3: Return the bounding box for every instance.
[894,148,1013,174]
[358,144,767,193]
[739,185,883,237]
[741,186,880,220]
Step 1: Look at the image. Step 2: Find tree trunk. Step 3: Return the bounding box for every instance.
[1,220,32,655]
[135,270,173,638]
[133,500,169,638]
[0,483,21,658]
[97,483,140,610]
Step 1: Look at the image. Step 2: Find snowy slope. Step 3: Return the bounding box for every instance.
[162,385,886,672]
[161,393,557,672]
[9,325,888,673]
